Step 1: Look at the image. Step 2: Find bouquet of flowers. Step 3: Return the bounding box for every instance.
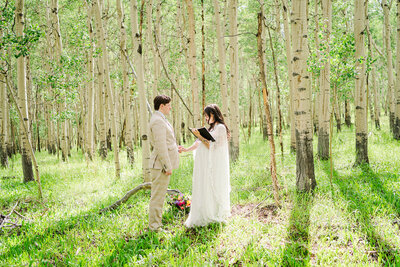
[167,193,191,212]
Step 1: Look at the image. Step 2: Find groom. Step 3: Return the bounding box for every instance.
[148,95,180,231]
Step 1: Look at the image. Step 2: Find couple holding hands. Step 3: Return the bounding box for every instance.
[148,95,231,231]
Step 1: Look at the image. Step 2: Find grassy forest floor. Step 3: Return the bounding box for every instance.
[1,119,400,266]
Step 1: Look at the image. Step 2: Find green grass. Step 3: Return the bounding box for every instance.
[1,119,400,266]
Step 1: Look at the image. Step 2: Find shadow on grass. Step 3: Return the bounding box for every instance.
[0,208,101,264]
[321,162,400,264]
[281,192,313,266]
[101,221,223,265]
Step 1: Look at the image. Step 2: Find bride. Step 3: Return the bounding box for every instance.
[179,104,231,227]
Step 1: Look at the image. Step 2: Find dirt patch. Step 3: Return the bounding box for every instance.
[231,203,279,223]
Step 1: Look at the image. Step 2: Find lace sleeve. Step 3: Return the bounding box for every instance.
[210,124,228,150]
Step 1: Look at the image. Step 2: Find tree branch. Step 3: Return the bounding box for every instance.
[99,182,183,213]
[153,26,194,118]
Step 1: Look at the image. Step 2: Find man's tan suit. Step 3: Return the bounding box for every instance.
[148,111,179,231]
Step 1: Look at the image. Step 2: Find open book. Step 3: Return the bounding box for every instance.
[188,127,216,142]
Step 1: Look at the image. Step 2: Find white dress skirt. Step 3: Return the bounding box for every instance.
[184,124,231,227]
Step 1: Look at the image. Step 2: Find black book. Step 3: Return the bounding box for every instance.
[188,127,216,142]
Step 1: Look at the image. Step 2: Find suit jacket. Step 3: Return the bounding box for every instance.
[149,111,179,171]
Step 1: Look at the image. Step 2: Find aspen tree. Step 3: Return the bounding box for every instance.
[229,0,240,162]
[292,0,316,191]
[15,0,34,182]
[366,5,380,130]
[93,0,121,178]
[213,0,229,122]
[318,0,331,160]
[257,9,280,206]
[383,0,395,132]
[281,0,296,151]
[130,0,151,182]
[85,0,95,160]
[354,0,369,165]
[184,0,201,127]
[50,0,68,162]
[0,57,8,168]
[117,0,134,165]
[394,0,400,139]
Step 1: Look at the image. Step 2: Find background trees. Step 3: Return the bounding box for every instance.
[0,0,398,191]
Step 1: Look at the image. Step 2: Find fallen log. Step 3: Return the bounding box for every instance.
[99,182,183,214]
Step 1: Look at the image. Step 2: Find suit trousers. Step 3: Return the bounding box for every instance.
[149,169,170,230]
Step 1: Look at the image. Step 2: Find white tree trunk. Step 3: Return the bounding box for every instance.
[383,0,395,132]
[93,0,121,178]
[281,0,296,151]
[16,0,34,182]
[185,0,201,127]
[318,0,331,160]
[292,0,316,191]
[354,0,369,164]
[0,42,8,167]
[130,0,151,182]
[394,0,400,139]
[229,0,240,162]
[85,1,95,160]
[117,0,134,165]
[213,0,229,121]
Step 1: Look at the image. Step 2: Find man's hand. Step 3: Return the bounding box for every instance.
[165,170,172,176]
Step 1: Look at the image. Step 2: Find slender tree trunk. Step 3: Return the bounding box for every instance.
[117,0,134,165]
[213,0,229,123]
[93,0,120,178]
[267,27,284,157]
[201,0,206,123]
[130,0,151,182]
[394,0,400,139]
[229,0,240,162]
[152,2,161,100]
[281,0,296,152]
[354,0,369,165]
[318,0,331,160]
[0,46,8,167]
[292,0,316,191]
[257,10,280,206]
[383,0,395,132]
[184,0,201,127]
[85,1,95,160]
[16,0,34,182]
[345,98,352,127]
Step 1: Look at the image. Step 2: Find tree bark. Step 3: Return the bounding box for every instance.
[394,0,400,139]
[93,0,121,178]
[318,0,331,160]
[354,0,369,165]
[117,0,134,165]
[267,27,284,157]
[281,0,296,152]
[292,0,316,192]
[130,0,151,182]
[15,0,34,182]
[383,0,395,132]
[0,63,8,168]
[213,0,229,123]
[229,0,240,162]
[257,10,280,206]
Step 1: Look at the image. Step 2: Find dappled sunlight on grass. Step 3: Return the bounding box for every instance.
[1,119,400,265]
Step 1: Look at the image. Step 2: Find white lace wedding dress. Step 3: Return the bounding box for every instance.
[184,123,231,227]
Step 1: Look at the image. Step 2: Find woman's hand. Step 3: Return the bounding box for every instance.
[178,145,186,153]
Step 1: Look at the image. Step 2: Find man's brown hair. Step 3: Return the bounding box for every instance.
[154,95,171,110]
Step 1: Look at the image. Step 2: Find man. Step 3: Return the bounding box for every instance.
[148,95,180,231]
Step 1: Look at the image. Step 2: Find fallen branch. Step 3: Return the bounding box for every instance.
[0,201,19,231]
[100,182,183,214]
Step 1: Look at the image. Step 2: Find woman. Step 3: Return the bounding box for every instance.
[180,104,231,227]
